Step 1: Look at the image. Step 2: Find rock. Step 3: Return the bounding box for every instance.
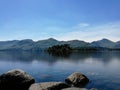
[0,69,35,90]
[62,87,88,90]
[62,88,98,90]
[29,82,70,90]
[65,72,89,87]
[90,88,98,90]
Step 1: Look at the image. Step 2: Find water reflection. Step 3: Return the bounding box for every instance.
[0,51,120,63]
[0,51,120,90]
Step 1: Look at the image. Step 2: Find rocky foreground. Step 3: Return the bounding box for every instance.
[0,69,98,90]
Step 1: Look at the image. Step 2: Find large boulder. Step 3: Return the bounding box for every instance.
[65,72,89,87]
[0,69,35,90]
[62,88,98,90]
[90,88,98,90]
[29,82,70,90]
[62,87,88,90]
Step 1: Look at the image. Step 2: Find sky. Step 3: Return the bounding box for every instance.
[0,0,120,42]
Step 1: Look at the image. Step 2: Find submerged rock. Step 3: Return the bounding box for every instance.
[0,69,35,90]
[65,72,89,87]
[29,82,69,90]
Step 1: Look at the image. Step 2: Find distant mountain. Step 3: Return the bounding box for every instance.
[11,39,34,50]
[90,39,115,48]
[63,40,89,48]
[0,39,34,50]
[0,40,19,50]
[0,38,119,51]
[34,38,59,49]
[114,41,120,48]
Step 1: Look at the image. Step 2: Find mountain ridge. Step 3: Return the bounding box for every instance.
[0,38,119,51]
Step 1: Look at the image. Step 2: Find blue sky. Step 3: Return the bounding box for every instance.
[0,0,120,42]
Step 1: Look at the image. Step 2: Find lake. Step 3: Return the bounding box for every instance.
[0,51,120,90]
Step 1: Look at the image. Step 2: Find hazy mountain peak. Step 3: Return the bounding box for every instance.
[68,40,81,42]
[47,38,58,41]
[100,38,113,42]
[91,38,115,48]
[20,39,33,42]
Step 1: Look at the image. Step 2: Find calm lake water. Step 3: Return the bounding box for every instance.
[0,51,120,90]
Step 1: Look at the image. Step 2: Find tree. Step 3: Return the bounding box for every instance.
[47,44,72,57]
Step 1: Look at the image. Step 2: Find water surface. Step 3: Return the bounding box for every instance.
[0,51,120,90]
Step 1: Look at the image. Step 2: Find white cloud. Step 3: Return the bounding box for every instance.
[72,23,90,31]
[78,23,90,27]
[55,22,120,42]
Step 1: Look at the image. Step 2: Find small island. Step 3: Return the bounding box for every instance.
[47,44,72,56]
[46,43,120,57]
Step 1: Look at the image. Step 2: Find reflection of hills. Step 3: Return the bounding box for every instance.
[0,51,120,64]
[91,51,120,62]
[0,51,59,63]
